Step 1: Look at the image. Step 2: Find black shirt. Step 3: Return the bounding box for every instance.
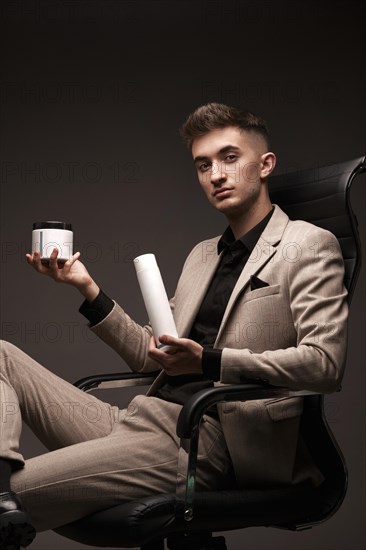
[79,207,274,406]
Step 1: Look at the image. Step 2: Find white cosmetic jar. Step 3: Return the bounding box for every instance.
[32,221,73,263]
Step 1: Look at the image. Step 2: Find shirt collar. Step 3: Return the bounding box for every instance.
[217,206,275,255]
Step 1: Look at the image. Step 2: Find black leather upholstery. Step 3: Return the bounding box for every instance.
[56,483,322,547]
[269,157,365,298]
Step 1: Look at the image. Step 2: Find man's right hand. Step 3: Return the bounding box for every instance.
[25,248,100,302]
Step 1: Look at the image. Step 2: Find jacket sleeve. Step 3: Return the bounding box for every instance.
[87,297,175,373]
[80,243,206,373]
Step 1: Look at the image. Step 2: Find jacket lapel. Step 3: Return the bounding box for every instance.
[176,245,222,338]
[215,205,289,343]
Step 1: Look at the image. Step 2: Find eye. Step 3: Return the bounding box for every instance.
[198,162,211,172]
[225,154,237,162]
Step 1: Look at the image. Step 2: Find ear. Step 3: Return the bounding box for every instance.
[260,152,276,180]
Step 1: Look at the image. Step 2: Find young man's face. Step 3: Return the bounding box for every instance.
[191,126,274,220]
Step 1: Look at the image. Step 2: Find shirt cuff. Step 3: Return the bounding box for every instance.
[201,348,222,381]
[79,289,114,327]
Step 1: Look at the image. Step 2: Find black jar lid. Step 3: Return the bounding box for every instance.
[33,221,72,230]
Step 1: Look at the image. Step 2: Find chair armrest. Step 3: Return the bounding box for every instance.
[177,383,319,438]
[74,371,160,392]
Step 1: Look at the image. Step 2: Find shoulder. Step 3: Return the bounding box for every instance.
[279,218,344,277]
[282,218,340,250]
[265,207,343,273]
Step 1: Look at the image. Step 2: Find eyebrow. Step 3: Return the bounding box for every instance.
[193,145,241,164]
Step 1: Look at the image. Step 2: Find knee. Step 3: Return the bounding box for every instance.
[0,340,23,378]
[0,340,19,364]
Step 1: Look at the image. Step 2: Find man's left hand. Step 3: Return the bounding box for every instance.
[148,335,203,376]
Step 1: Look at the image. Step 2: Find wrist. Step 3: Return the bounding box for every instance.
[77,279,100,302]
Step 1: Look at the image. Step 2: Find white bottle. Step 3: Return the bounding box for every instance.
[133,253,178,350]
[32,221,73,263]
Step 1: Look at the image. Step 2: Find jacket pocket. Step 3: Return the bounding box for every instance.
[242,284,280,303]
[264,396,303,422]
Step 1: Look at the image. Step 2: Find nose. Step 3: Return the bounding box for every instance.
[210,161,227,186]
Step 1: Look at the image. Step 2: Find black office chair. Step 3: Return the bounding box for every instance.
[55,156,365,550]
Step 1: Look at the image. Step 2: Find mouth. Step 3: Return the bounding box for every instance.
[213,187,233,198]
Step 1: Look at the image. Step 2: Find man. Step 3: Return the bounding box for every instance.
[0,103,348,549]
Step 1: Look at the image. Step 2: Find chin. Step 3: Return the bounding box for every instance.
[215,201,240,216]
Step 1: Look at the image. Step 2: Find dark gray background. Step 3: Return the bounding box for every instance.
[0,1,365,549]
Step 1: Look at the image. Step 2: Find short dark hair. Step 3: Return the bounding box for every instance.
[180,102,270,149]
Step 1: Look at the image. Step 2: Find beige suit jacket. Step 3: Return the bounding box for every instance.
[91,205,348,487]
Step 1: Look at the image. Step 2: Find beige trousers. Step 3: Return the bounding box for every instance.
[0,340,233,533]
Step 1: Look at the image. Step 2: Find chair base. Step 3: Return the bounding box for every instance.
[141,533,227,550]
[167,534,227,550]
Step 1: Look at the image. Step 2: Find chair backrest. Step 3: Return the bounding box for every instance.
[268,156,365,299]
[268,156,365,529]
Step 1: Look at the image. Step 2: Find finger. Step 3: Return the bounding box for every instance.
[147,347,164,363]
[148,336,167,362]
[26,253,39,268]
[164,347,178,355]
[62,251,81,273]
[64,251,80,266]
[49,248,60,270]
[30,251,48,273]
[49,247,59,261]
[25,253,37,268]
[69,251,81,264]
[158,334,185,349]
[148,335,156,353]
